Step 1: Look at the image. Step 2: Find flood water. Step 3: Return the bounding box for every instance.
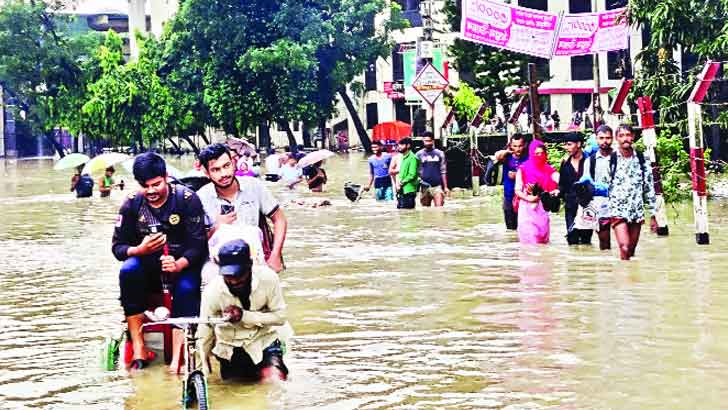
[2,154,728,410]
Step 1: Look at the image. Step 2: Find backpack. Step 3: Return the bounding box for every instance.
[588,151,645,182]
[76,175,94,198]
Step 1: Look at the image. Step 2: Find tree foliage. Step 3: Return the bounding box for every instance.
[0,0,102,155]
[81,32,177,150]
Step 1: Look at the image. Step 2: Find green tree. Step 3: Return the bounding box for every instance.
[81,32,179,152]
[162,0,406,152]
[0,0,101,156]
[443,0,529,117]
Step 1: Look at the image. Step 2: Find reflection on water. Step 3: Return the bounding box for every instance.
[2,156,728,409]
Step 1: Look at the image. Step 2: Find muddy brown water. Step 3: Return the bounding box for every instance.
[2,155,728,410]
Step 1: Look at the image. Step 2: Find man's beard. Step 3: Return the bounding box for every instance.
[226,281,252,310]
[213,174,235,189]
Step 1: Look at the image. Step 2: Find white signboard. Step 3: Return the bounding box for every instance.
[412,63,449,106]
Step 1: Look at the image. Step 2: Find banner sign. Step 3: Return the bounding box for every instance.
[460,0,559,59]
[460,1,629,58]
[403,48,445,101]
[553,8,628,56]
[383,81,405,100]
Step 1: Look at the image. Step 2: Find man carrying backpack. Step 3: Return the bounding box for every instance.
[71,165,94,198]
[608,124,657,260]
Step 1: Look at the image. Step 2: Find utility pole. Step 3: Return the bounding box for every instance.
[420,0,436,136]
[591,0,602,130]
[527,63,542,141]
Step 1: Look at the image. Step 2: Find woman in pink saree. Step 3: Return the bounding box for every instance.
[515,140,560,244]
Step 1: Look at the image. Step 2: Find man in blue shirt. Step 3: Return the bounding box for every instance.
[415,132,449,207]
[364,141,393,200]
[494,134,528,230]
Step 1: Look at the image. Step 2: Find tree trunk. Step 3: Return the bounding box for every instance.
[43,133,65,158]
[180,135,200,156]
[302,127,312,148]
[258,120,271,149]
[280,120,298,153]
[338,87,372,153]
[199,133,210,146]
[167,137,182,155]
[319,118,328,150]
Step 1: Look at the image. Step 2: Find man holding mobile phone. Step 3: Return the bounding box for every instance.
[197,144,288,275]
[111,152,207,371]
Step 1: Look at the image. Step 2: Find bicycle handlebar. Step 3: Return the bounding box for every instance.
[142,316,230,328]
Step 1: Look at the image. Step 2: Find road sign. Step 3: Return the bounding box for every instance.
[412,63,448,106]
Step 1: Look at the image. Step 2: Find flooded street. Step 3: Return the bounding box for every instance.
[2,154,728,410]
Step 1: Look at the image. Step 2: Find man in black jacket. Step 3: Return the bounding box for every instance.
[559,133,593,245]
[112,152,207,370]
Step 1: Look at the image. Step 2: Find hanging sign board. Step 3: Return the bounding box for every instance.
[460,0,560,59]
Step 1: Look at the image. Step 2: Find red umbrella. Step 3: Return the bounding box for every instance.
[372,121,412,142]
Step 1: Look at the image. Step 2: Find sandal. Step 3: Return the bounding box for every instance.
[130,359,148,370]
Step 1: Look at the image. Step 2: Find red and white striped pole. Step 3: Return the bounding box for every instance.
[687,61,720,245]
[637,96,669,236]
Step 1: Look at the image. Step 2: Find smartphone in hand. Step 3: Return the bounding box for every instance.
[220,204,235,215]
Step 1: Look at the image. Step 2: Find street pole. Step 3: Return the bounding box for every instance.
[420,0,435,138]
[527,63,542,141]
[688,102,709,245]
[591,0,602,130]
[637,96,669,236]
[686,60,720,245]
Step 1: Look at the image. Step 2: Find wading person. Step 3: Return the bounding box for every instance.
[112,152,207,370]
[198,239,292,382]
[395,137,419,210]
[559,133,593,245]
[609,124,657,260]
[514,140,560,244]
[494,134,528,230]
[364,141,393,201]
[71,165,94,198]
[586,125,615,250]
[98,166,122,197]
[196,144,287,275]
[278,155,304,189]
[305,161,327,192]
[415,131,449,207]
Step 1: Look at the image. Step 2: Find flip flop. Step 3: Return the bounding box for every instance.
[130,359,148,370]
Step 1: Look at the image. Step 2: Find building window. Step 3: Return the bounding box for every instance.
[607,50,624,80]
[366,103,379,130]
[518,0,547,11]
[396,0,422,27]
[606,0,627,9]
[395,100,411,124]
[521,57,550,81]
[571,55,594,81]
[569,0,591,13]
[539,95,552,115]
[365,61,377,91]
[293,122,300,132]
[572,94,591,113]
[392,47,404,82]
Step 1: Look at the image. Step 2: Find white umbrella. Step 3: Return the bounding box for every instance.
[81,153,130,175]
[297,149,335,168]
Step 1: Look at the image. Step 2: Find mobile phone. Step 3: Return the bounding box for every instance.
[220,204,235,215]
[148,223,162,234]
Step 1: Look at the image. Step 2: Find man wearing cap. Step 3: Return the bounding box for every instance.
[112,152,207,370]
[559,132,593,245]
[197,239,292,381]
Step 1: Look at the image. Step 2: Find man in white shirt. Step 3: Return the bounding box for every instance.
[264,148,282,181]
[197,144,287,274]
